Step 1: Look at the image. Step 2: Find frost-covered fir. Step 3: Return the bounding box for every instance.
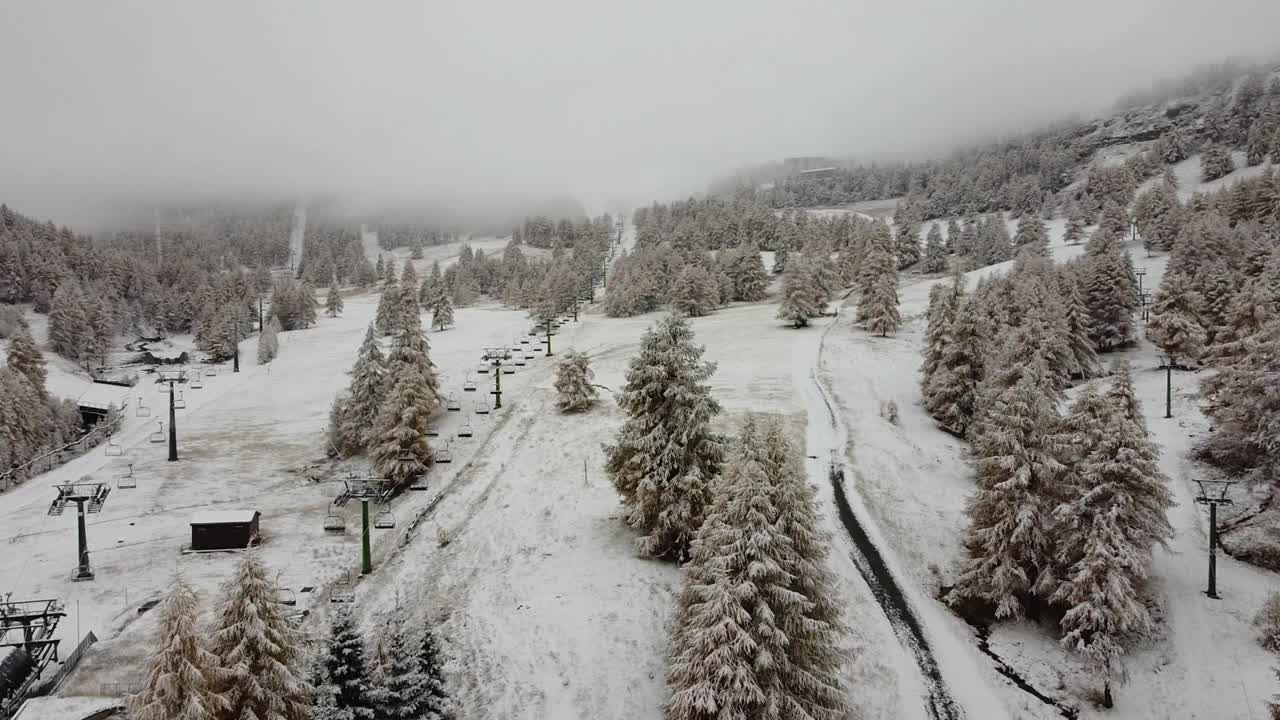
[777,255,823,328]
[859,225,900,336]
[128,579,227,720]
[949,363,1067,618]
[1063,204,1088,246]
[1013,214,1049,254]
[554,350,598,413]
[430,285,454,331]
[326,280,344,318]
[375,275,401,336]
[922,224,948,273]
[331,324,386,457]
[372,608,428,720]
[209,554,311,720]
[371,362,437,488]
[417,618,451,719]
[605,313,723,560]
[1146,272,1206,366]
[48,277,91,360]
[1084,244,1138,352]
[925,297,986,437]
[325,605,376,719]
[5,328,46,395]
[670,264,718,317]
[256,315,280,364]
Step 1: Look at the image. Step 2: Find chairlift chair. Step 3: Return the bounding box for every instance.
[463,374,477,392]
[435,440,453,464]
[329,571,355,603]
[520,337,531,345]
[524,349,535,360]
[205,365,218,377]
[190,374,204,389]
[457,418,474,438]
[104,436,123,457]
[158,381,170,393]
[426,425,440,437]
[475,398,490,415]
[476,362,490,374]
[277,587,297,606]
[446,394,461,412]
[502,365,515,375]
[135,399,151,417]
[373,506,396,529]
[173,391,187,409]
[116,464,136,490]
[323,507,346,534]
[514,355,526,366]
[149,422,165,443]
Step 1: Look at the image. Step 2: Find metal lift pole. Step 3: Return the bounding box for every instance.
[167,379,178,462]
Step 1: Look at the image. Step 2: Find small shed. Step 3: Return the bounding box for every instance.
[74,382,131,427]
[189,510,260,551]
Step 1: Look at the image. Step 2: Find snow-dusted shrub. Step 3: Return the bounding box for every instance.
[881,400,899,425]
[1256,591,1280,652]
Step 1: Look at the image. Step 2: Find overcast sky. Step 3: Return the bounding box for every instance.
[3,1,1279,221]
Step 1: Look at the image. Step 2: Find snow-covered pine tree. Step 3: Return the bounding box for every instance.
[326,280,344,318]
[670,264,717,317]
[417,619,451,719]
[1048,395,1174,706]
[730,245,769,301]
[1013,214,1049,255]
[862,244,900,337]
[896,222,921,269]
[1247,122,1270,166]
[1146,272,1206,367]
[922,274,964,386]
[298,283,319,328]
[383,256,397,284]
[5,327,47,396]
[209,553,311,720]
[946,218,961,253]
[372,606,428,720]
[48,278,91,360]
[375,276,400,336]
[1084,246,1137,352]
[1200,319,1280,466]
[1062,278,1100,379]
[128,578,227,720]
[604,313,723,560]
[371,362,437,489]
[1063,204,1088,246]
[430,286,454,331]
[1203,285,1272,367]
[925,297,986,437]
[666,428,785,720]
[1201,145,1235,182]
[554,350,597,412]
[325,605,376,719]
[1099,200,1130,238]
[948,362,1068,618]
[922,224,948,273]
[332,324,386,456]
[758,419,846,718]
[777,255,821,328]
[256,315,280,364]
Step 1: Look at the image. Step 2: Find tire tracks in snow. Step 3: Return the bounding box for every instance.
[805,295,965,720]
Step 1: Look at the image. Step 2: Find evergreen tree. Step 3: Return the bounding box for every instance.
[1062,279,1100,379]
[1013,214,1049,254]
[895,222,921,268]
[333,325,386,456]
[860,237,900,336]
[48,278,91,360]
[326,280,344,318]
[128,579,227,720]
[375,276,400,336]
[922,224,948,273]
[922,274,964,385]
[948,364,1067,618]
[5,328,46,396]
[1247,123,1270,166]
[730,246,769,301]
[256,315,280,365]
[372,608,427,720]
[209,554,311,720]
[1063,205,1088,246]
[371,362,437,489]
[325,605,376,719]
[670,264,718,317]
[605,314,723,560]
[417,620,451,719]
[777,255,821,328]
[1201,145,1235,182]
[429,286,454,331]
[925,298,986,437]
[1049,398,1173,706]
[1084,247,1137,351]
[1146,272,1206,366]
[946,218,961,253]
[554,351,598,412]
[1099,201,1130,238]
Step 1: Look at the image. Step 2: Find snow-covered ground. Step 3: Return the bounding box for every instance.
[4,189,1278,718]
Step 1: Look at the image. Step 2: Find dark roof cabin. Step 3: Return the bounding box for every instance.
[189,510,260,551]
[73,382,131,427]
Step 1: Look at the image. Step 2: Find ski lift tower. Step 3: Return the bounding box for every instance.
[1194,479,1236,599]
[48,481,110,581]
[0,596,66,715]
[333,475,393,576]
[157,368,184,462]
[481,347,513,409]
